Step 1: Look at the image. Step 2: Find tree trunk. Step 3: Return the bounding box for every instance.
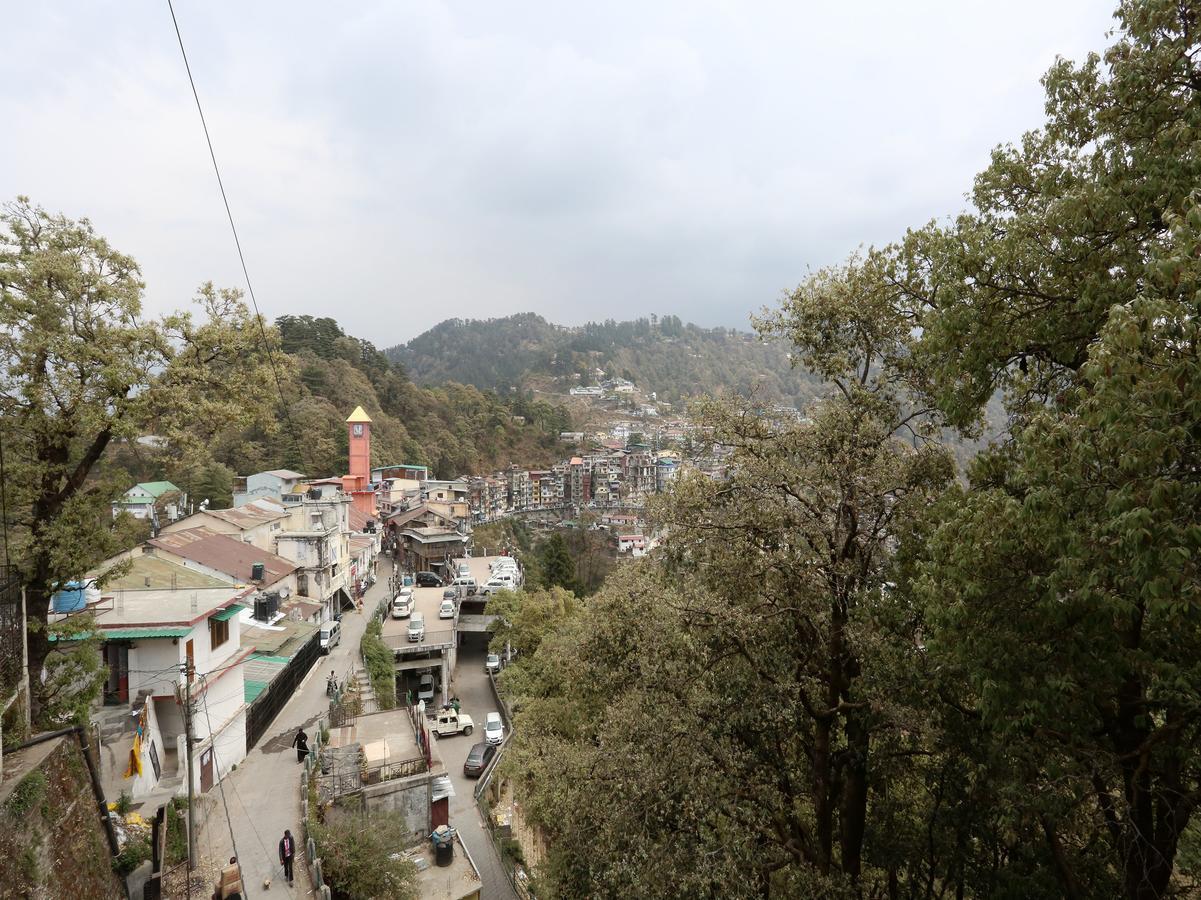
[840,709,870,880]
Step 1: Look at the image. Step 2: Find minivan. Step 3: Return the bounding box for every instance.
[407,612,425,642]
[452,576,477,596]
[319,621,341,654]
[415,571,443,587]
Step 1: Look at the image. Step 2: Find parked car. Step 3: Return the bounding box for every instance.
[457,562,470,576]
[463,741,497,777]
[407,612,425,642]
[417,672,435,702]
[442,587,458,602]
[319,620,341,654]
[415,571,443,587]
[438,598,456,619]
[391,589,414,619]
[485,653,501,674]
[452,576,477,596]
[484,712,505,745]
[489,557,516,572]
[434,709,475,738]
[480,573,518,595]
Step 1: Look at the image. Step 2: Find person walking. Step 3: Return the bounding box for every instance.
[279,829,296,885]
[291,727,309,764]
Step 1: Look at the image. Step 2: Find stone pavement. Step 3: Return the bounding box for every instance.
[194,567,385,897]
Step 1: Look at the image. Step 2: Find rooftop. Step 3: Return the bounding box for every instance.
[94,586,248,629]
[201,499,288,529]
[345,405,373,424]
[149,527,299,584]
[262,469,306,480]
[327,707,426,771]
[409,832,482,900]
[96,555,229,591]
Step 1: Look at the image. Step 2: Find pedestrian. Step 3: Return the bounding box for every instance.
[279,829,296,885]
[292,727,309,764]
[451,696,460,714]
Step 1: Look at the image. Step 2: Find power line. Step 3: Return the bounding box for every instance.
[198,676,251,898]
[164,0,290,416]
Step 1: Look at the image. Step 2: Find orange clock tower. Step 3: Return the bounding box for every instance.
[346,405,372,483]
[344,406,375,515]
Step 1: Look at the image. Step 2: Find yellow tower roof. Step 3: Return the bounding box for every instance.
[345,406,373,424]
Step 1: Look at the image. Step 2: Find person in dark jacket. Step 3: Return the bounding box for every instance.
[291,728,309,764]
[279,829,296,884]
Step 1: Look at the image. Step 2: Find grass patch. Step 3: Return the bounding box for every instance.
[164,798,189,867]
[5,771,47,817]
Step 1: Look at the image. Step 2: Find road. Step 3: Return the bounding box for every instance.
[195,553,517,899]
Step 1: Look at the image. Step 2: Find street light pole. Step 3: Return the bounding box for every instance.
[182,660,196,871]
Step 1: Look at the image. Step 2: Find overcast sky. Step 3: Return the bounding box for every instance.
[1,1,1117,346]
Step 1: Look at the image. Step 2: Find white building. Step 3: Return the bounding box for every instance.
[89,584,253,799]
[232,469,307,507]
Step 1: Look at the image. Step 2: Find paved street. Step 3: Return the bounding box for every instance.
[195,566,383,897]
[195,554,517,899]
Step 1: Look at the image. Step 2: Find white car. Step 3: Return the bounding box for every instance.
[438,598,456,619]
[484,712,505,746]
[407,612,425,642]
[485,653,501,674]
[489,557,516,572]
[391,588,414,619]
[479,575,517,597]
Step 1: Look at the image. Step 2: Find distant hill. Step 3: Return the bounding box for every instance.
[386,313,826,409]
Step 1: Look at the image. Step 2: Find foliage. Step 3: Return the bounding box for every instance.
[267,314,570,479]
[164,798,189,867]
[535,534,579,594]
[38,615,106,726]
[114,792,131,817]
[4,772,46,817]
[361,619,397,710]
[386,312,827,409]
[0,197,280,723]
[311,808,418,900]
[112,837,150,876]
[486,586,581,662]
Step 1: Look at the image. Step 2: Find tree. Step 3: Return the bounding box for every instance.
[537,533,579,594]
[485,585,581,662]
[311,806,417,900]
[503,257,954,896]
[917,202,1201,899]
[0,198,278,724]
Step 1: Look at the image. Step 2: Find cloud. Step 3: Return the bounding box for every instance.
[0,0,1117,343]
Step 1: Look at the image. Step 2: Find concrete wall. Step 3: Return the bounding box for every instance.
[0,736,124,899]
[361,771,431,844]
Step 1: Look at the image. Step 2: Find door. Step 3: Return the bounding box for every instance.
[431,796,449,829]
[200,748,214,793]
[185,639,195,681]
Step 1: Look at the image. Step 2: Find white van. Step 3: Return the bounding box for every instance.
[480,572,518,596]
[452,576,477,596]
[319,621,341,654]
[489,557,516,572]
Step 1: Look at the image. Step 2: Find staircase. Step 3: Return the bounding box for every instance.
[352,667,377,714]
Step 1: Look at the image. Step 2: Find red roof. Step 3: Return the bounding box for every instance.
[149,527,298,584]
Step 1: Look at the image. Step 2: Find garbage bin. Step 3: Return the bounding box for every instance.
[435,840,454,867]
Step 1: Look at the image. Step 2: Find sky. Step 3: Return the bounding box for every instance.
[0,1,1118,346]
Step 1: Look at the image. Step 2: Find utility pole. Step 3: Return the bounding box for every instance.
[182,659,196,871]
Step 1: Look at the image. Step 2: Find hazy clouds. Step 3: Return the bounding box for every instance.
[0,1,1116,343]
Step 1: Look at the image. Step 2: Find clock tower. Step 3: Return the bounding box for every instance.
[346,405,372,485]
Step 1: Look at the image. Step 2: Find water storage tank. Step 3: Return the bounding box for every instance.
[251,562,265,581]
[52,581,87,613]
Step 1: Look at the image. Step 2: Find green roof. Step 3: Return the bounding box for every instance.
[211,604,245,623]
[101,626,192,640]
[138,481,181,497]
[244,680,269,703]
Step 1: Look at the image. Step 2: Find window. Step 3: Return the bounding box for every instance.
[209,616,229,650]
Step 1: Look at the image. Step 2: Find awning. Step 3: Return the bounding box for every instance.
[211,604,245,622]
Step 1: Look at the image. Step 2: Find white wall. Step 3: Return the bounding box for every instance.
[129,639,182,700]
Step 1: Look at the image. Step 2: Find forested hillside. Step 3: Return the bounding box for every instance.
[108,315,573,507]
[386,312,826,408]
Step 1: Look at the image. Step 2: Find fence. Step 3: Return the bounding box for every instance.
[0,565,23,696]
[246,630,322,749]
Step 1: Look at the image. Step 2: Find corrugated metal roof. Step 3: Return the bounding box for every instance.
[149,527,298,584]
[136,481,181,498]
[244,680,269,703]
[101,626,192,639]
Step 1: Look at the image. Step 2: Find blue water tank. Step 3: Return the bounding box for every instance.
[52,581,87,613]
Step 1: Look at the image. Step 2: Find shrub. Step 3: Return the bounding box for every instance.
[360,623,397,710]
[5,772,46,817]
[113,837,151,876]
[311,808,417,900]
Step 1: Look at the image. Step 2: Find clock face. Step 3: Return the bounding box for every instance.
[353,424,363,436]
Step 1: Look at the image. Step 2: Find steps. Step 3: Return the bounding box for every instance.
[352,668,377,713]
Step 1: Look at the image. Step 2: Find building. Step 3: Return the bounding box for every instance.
[275,496,353,621]
[111,481,187,530]
[159,498,290,553]
[343,406,376,518]
[232,469,307,507]
[505,467,532,510]
[86,582,253,800]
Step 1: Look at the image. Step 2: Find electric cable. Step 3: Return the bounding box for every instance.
[164,0,291,419]
[197,675,251,898]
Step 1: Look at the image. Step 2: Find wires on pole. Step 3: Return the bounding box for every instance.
[164,0,291,417]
